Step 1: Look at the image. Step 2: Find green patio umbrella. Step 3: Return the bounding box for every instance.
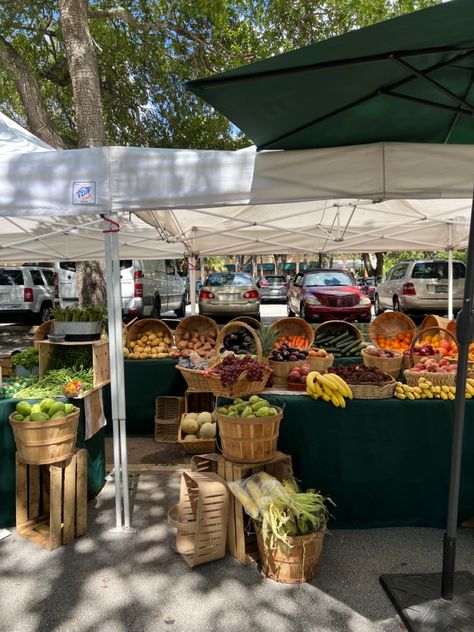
[187,0,474,150]
[188,1,474,628]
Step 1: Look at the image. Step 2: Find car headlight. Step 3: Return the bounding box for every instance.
[305,297,321,305]
[360,297,371,305]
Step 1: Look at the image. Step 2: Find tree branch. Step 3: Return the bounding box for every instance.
[0,35,65,148]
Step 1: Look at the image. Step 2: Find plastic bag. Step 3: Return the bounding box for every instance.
[228,472,289,520]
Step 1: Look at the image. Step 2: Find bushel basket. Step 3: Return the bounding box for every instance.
[255,525,325,584]
[271,317,314,349]
[369,312,416,347]
[176,364,213,392]
[208,321,272,398]
[9,407,80,465]
[403,326,457,371]
[362,348,403,379]
[349,376,396,400]
[214,405,283,464]
[175,315,218,356]
[178,421,216,455]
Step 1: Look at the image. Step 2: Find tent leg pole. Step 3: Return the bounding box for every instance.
[448,235,453,320]
[103,214,135,534]
[189,255,197,315]
[441,190,474,599]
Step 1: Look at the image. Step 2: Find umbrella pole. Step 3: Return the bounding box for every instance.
[441,189,474,599]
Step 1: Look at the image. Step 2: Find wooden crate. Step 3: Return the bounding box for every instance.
[217,452,292,565]
[184,390,215,414]
[0,357,11,378]
[38,340,110,390]
[16,449,87,551]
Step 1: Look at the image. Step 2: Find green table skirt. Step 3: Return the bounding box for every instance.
[103,358,187,435]
[0,398,105,528]
[265,395,474,529]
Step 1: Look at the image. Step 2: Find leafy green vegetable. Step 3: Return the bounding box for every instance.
[14,368,94,399]
[10,348,39,371]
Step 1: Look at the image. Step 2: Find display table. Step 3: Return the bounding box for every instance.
[103,358,186,435]
[0,398,105,528]
[265,394,474,529]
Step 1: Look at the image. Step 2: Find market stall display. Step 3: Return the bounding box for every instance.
[369,312,416,352]
[313,320,364,357]
[10,348,39,376]
[178,410,216,454]
[50,306,105,342]
[327,364,396,400]
[126,318,175,359]
[175,315,218,358]
[270,317,314,350]
[154,395,184,443]
[362,346,403,379]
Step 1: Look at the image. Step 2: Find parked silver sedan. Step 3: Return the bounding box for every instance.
[257,274,289,303]
[199,273,260,320]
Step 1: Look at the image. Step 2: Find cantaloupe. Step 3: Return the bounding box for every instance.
[181,417,199,434]
[199,422,216,439]
[197,411,213,426]
[183,434,198,441]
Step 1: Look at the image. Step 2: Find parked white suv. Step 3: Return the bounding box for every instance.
[0,266,56,323]
[374,259,465,316]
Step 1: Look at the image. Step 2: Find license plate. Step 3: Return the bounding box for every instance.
[435,285,448,293]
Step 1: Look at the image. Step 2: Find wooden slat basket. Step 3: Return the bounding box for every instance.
[214,406,283,464]
[9,407,80,465]
[361,347,403,379]
[271,317,314,349]
[369,312,416,347]
[168,471,229,568]
[175,315,218,358]
[126,318,173,348]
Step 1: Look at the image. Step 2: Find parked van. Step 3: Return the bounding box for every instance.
[54,260,187,319]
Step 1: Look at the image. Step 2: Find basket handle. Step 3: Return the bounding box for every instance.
[407,326,457,369]
[215,320,263,362]
[167,504,197,534]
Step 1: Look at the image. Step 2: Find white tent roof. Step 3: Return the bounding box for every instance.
[0,119,472,258]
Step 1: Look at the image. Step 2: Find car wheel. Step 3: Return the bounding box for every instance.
[38,303,51,324]
[151,297,161,319]
[374,294,384,315]
[175,296,186,318]
[287,301,295,317]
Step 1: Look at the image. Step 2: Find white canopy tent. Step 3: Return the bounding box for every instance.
[1,114,473,528]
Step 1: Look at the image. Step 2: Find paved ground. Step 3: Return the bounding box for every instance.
[1,467,473,632]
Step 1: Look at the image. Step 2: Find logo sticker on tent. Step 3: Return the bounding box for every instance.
[72,181,96,205]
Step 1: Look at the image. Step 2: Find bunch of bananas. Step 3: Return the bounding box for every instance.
[306,370,352,407]
[395,377,474,400]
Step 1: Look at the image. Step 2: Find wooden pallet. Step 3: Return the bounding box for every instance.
[217,452,292,565]
[16,449,87,551]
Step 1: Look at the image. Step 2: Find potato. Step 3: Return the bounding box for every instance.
[194,341,203,349]
[139,353,148,359]
[157,352,168,358]
[188,342,194,349]
[183,332,190,341]
[141,335,148,343]
[164,336,171,345]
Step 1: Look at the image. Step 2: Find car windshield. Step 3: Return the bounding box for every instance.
[411,262,465,280]
[206,273,253,287]
[303,271,353,287]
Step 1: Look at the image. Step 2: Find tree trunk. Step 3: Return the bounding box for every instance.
[59,0,106,148]
[0,36,65,148]
[59,0,107,307]
[362,252,384,277]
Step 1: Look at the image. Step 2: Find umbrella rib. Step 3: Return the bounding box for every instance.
[189,46,473,88]
[258,50,473,150]
[392,56,474,113]
[382,90,473,117]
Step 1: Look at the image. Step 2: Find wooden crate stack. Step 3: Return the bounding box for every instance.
[217,452,293,565]
[16,449,88,550]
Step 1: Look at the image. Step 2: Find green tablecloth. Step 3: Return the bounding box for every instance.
[0,398,105,528]
[264,395,474,529]
[103,358,186,435]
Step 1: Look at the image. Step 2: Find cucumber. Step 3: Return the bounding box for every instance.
[339,339,360,355]
[328,331,351,345]
[334,335,357,348]
[321,346,341,353]
[315,333,336,343]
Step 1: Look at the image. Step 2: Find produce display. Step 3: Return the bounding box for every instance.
[408,357,457,373]
[313,329,364,357]
[364,346,400,359]
[175,330,216,358]
[47,345,92,371]
[10,348,39,372]
[0,377,36,399]
[216,395,278,418]
[205,354,268,388]
[228,472,332,545]
[305,370,352,407]
[11,398,76,422]
[274,335,310,351]
[269,345,308,362]
[446,342,474,362]
[416,333,457,357]
[180,411,216,441]
[126,329,175,359]
[327,363,393,385]
[222,328,254,355]
[13,368,94,399]
[177,353,212,371]
[307,348,331,358]
[375,331,413,351]
[394,377,474,400]
[288,364,311,385]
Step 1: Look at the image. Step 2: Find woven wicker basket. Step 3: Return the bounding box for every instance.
[362,348,403,379]
[269,359,308,387]
[404,327,457,371]
[307,354,334,372]
[214,406,283,464]
[126,318,173,347]
[229,316,261,330]
[349,378,396,400]
[176,364,213,392]
[404,369,457,387]
[154,396,185,443]
[419,315,457,341]
[208,321,272,398]
[287,382,307,391]
[178,421,216,455]
[369,312,416,347]
[271,317,314,349]
[175,315,218,347]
